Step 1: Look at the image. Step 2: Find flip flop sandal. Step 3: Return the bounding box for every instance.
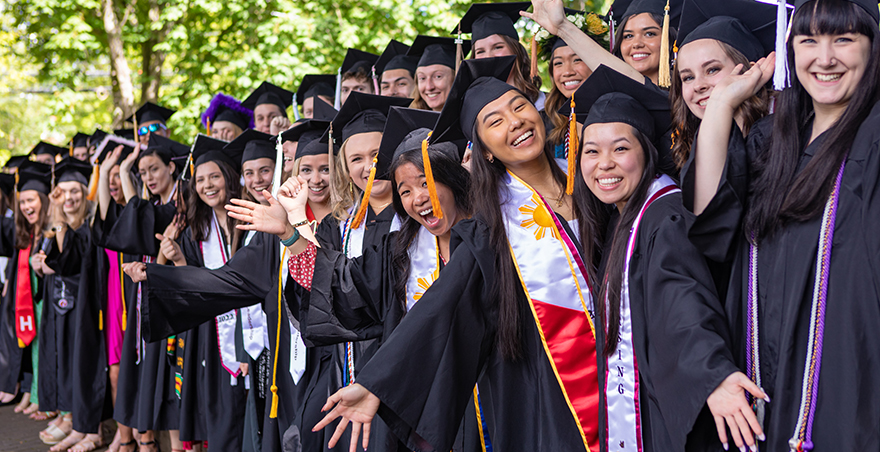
[69,435,105,452]
[39,424,69,445]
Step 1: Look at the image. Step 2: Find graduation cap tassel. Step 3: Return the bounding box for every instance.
[206,118,211,136]
[773,0,790,91]
[334,68,343,110]
[350,155,377,229]
[609,10,616,51]
[269,256,285,419]
[86,163,100,202]
[120,253,127,332]
[371,66,380,95]
[272,133,283,198]
[658,0,672,88]
[455,26,464,74]
[566,97,578,195]
[421,133,444,219]
[69,140,74,157]
[291,98,301,122]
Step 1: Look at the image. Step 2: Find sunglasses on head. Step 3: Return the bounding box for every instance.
[137,123,167,137]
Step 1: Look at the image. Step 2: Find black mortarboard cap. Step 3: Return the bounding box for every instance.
[242,81,294,113]
[328,92,411,145]
[114,128,135,141]
[4,156,28,169]
[678,0,779,62]
[794,0,879,23]
[569,65,672,152]
[0,173,14,196]
[341,48,379,74]
[192,134,239,169]
[17,160,52,194]
[375,40,418,75]
[142,134,190,161]
[90,129,108,148]
[54,156,93,186]
[71,132,91,149]
[224,129,277,164]
[408,35,472,70]
[30,141,66,158]
[127,102,176,125]
[455,2,531,42]
[610,0,682,26]
[201,93,253,131]
[93,134,138,165]
[430,56,517,144]
[313,97,338,121]
[281,120,331,159]
[377,107,456,180]
[296,74,337,105]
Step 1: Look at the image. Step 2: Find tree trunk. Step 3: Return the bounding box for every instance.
[101,0,135,128]
[140,0,171,104]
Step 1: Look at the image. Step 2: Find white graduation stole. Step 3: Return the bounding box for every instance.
[283,244,307,385]
[240,230,269,362]
[501,170,601,452]
[404,227,441,312]
[202,212,242,384]
[606,175,679,452]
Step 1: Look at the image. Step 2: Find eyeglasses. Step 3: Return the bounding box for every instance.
[137,123,167,137]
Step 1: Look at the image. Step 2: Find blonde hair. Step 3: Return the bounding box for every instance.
[329,137,362,221]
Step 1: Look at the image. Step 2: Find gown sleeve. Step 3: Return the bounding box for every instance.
[680,116,772,264]
[634,197,740,451]
[44,223,89,276]
[142,232,271,342]
[95,197,177,256]
[0,213,16,257]
[288,232,397,347]
[354,219,496,452]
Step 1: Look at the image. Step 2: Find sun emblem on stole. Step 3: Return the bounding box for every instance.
[413,267,440,302]
[519,194,559,241]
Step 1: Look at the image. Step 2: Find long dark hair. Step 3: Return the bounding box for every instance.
[544,46,574,147]
[15,191,49,249]
[746,0,880,241]
[573,126,660,356]
[469,117,567,360]
[670,41,769,169]
[612,13,677,79]
[186,159,242,253]
[389,146,471,312]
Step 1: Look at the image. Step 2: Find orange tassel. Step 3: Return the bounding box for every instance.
[69,140,73,157]
[87,164,100,201]
[120,253,127,332]
[350,155,377,229]
[206,118,211,136]
[566,97,578,195]
[422,133,443,219]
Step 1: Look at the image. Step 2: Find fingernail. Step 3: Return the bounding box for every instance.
[758,434,766,442]
[722,442,729,451]
[739,446,746,452]
[764,395,771,403]
[750,444,757,452]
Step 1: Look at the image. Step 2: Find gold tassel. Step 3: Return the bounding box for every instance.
[530,34,539,83]
[120,253,127,332]
[99,309,103,331]
[269,253,285,419]
[69,140,74,157]
[350,155,377,229]
[87,164,100,201]
[658,0,671,88]
[422,133,443,219]
[206,118,211,136]
[566,97,578,195]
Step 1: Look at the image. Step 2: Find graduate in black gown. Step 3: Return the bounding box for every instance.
[684,0,880,450]
[313,56,603,452]
[96,133,190,451]
[569,67,765,452]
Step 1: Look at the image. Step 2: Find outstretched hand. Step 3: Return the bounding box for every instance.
[707,371,768,451]
[312,383,381,452]
[521,0,566,35]
[709,53,776,112]
[226,192,290,237]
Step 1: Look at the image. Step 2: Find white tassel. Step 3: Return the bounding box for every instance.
[773,0,789,91]
[334,67,342,110]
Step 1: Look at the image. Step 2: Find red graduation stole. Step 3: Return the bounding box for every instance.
[15,242,36,348]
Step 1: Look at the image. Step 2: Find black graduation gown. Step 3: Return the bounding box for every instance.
[596,193,739,452]
[70,229,119,434]
[142,231,313,452]
[176,227,247,451]
[96,198,180,431]
[351,218,593,452]
[681,108,880,450]
[37,222,89,412]
[0,217,41,395]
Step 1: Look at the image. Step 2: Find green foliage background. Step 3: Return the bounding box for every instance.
[0,0,607,161]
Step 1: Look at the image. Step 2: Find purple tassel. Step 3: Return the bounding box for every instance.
[201,93,255,129]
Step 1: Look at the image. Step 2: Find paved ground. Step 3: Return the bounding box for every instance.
[0,402,109,452]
